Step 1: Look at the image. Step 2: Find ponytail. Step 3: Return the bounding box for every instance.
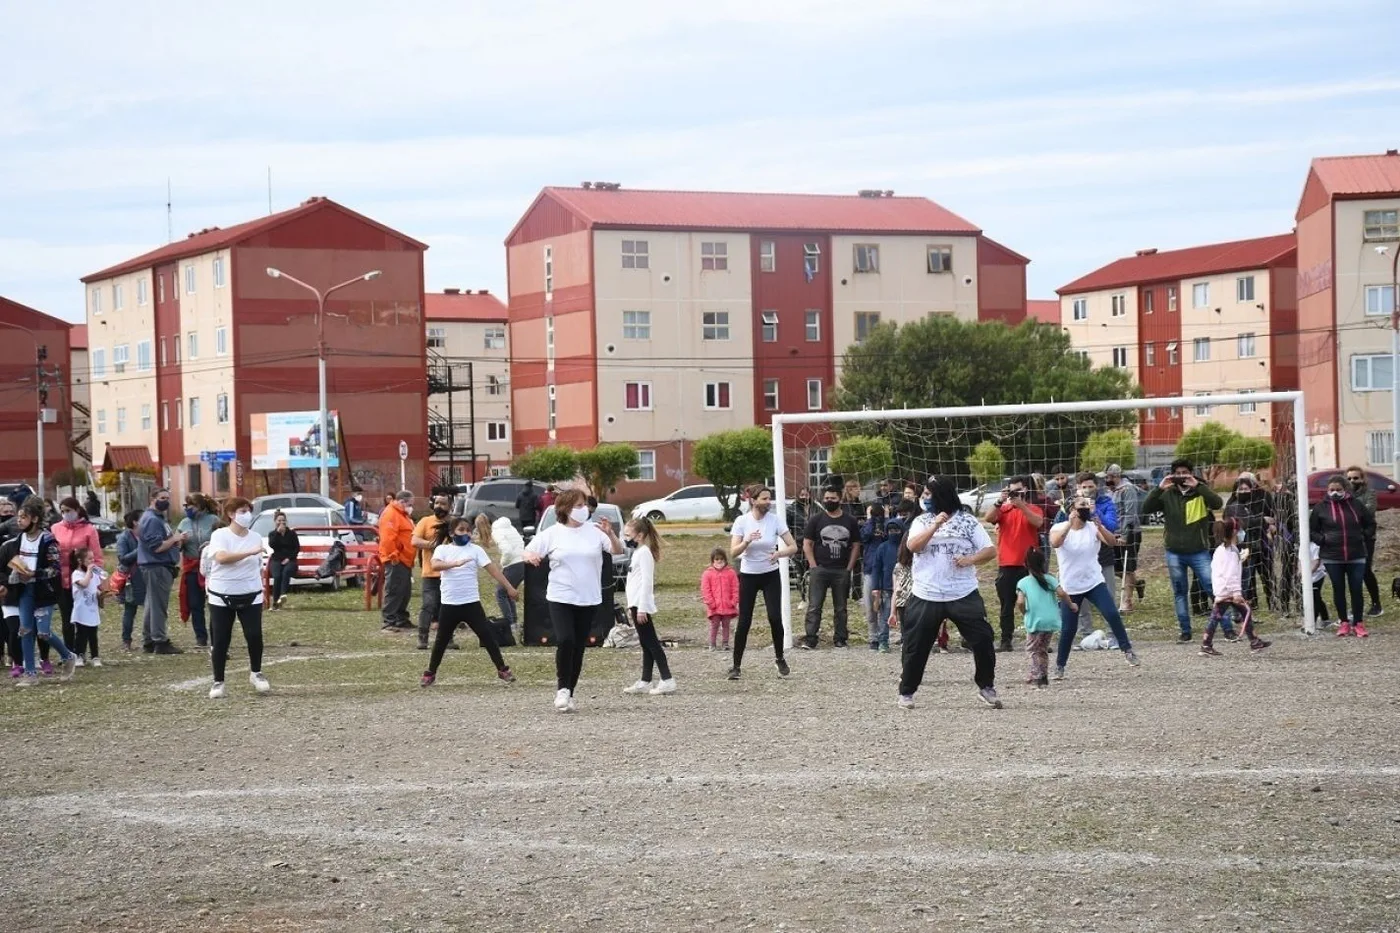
[1025,546,1054,594]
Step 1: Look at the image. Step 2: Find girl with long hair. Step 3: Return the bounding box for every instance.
[1016,546,1069,688]
[1201,518,1270,656]
[726,486,798,681]
[9,498,77,685]
[422,517,518,687]
[622,516,675,696]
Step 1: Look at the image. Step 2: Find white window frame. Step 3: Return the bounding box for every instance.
[1145,407,1156,422]
[1166,342,1179,365]
[116,407,126,434]
[487,375,504,396]
[91,348,106,378]
[621,239,649,270]
[213,256,226,288]
[1192,282,1210,309]
[216,393,229,424]
[96,409,106,435]
[1236,275,1255,302]
[113,283,124,310]
[158,274,165,304]
[807,447,831,490]
[853,243,880,274]
[1363,209,1399,242]
[1167,286,1178,312]
[624,381,653,411]
[484,326,506,350]
[1365,284,1395,318]
[926,245,953,274]
[1193,337,1211,362]
[1144,343,1155,366]
[175,398,183,429]
[427,326,446,349]
[1237,390,1256,414]
[1111,293,1127,317]
[635,450,656,482]
[90,288,102,316]
[700,241,728,271]
[760,311,778,343]
[759,240,776,273]
[803,242,821,276]
[1111,346,1129,368]
[1237,333,1257,359]
[701,311,730,341]
[216,326,227,356]
[486,421,509,442]
[1168,406,1180,420]
[140,403,152,431]
[703,381,732,411]
[805,310,820,342]
[161,402,169,431]
[544,244,554,296]
[1143,290,1154,314]
[136,277,148,306]
[806,378,822,411]
[113,344,130,373]
[184,264,196,294]
[187,331,198,360]
[1352,353,1395,392]
[1194,392,1212,415]
[622,310,651,340]
[763,379,779,412]
[173,336,180,364]
[1071,298,1087,321]
[1367,430,1396,466]
[136,340,152,372]
[188,396,201,427]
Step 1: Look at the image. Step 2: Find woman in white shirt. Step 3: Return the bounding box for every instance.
[898,476,1000,710]
[423,516,519,687]
[1049,492,1140,679]
[621,516,675,696]
[523,489,624,713]
[726,486,798,681]
[204,497,271,700]
[484,514,527,630]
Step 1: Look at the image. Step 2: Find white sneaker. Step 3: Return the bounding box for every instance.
[649,678,677,696]
[622,680,652,695]
[566,696,577,713]
[90,657,103,668]
[73,656,85,668]
[554,688,571,711]
[249,672,271,694]
[209,682,226,699]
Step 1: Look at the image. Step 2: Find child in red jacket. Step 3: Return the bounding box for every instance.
[700,547,738,651]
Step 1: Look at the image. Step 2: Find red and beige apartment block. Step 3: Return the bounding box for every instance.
[504,184,1028,504]
[1295,151,1400,473]
[0,296,72,491]
[1058,234,1298,462]
[80,197,430,502]
[424,288,512,484]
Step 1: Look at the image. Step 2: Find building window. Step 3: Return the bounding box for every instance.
[158,274,165,303]
[136,278,148,306]
[173,337,180,364]
[426,326,446,349]
[622,310,651,340]
[91,348,106,378]
[1111,294,1127,317]
[1167,286,1178,312]
[803,242,821,277]
[187,332,198,359]
[140,403,151,431]
[1193,337,1211,362]
[1238,390,1256,414]
[806,378,822,410]
[763,379,779,411]
[759,240,776,273]
[1367,430,1396,466]
[487,375,504,396]
[113,283,124,310]
[184,264,196,294]
[927,246,953,274]
[484,326,506,350]
[216,327,227,356]
[805,310,820,342]
[807,448,830,491]
[96,410,106,435]
[1237,333,1257,358]
[1071,349,1089,364]
[760,311,778,343]
[1363,209,1399,242]
[1144,407,1156,422]
[113,344,129,373]
[1365,285,1395,317]
[1194,392,1212,415]
[1071,298,1087,322]
[90,288,102,315]
[136,340,152,372]
[701,242,728,271]
[701,311,730,341]
[1144,343,1155,366]
[545,317,554,363]
[1168,406,1180,420]
[703,381,732,410]
[1112,346,1129,368]
[636,450,656,482]
[161,402,169,431]
[116,407,126,434]
[853,244,880,273]
[1143,290,1154,314]
[213,256,226,288]
[854,311,881,343]
[188,397,201,427]
[216,393,229,424]
[1192,282,1209,309]
[543,244,553,295]
[487,422,509,442]
[624,382,653,411]
[622,239,649,270]
[1352,353,1395,391]
[1166,342,1178,365]
[1236,275,1255,302]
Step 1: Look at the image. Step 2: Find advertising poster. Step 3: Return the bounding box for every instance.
[250,410,341,470]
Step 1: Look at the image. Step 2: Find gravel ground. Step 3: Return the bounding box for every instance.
[4,628,1400,933]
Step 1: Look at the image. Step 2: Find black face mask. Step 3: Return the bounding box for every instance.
[1350,479,1365,490]
[433,507,448,519]
[1076,507,1092,522]
[1235,488,1252,499]
[824,501,842,513]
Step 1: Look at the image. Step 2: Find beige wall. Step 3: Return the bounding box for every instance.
[592,229,755,444]
[426,319,511,455]
[86,268,158,463]
[1180,267,1275,436]
[1059,288,1139,377]
[1334,198,1398,470]
[178,250,236,459]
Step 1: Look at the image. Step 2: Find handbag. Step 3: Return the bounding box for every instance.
[209,590,260,609]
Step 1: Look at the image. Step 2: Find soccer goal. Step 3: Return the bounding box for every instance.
[771,392,1317,645]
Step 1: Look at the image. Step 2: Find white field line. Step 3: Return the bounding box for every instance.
[168,651,385,691]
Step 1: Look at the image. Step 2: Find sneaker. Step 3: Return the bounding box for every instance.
[721,643,730,651]
[797,642,815,651]
[60,656,77,681]
[416,641,428,651]
[90,657,103,668]
[996,638,1012,653]
[978,687,1003,709]
[726,667,741,680]
[869,642,880,651]
[1337,622,1353,637]
[897,694,915,709]
[1222,632,1239,643]
[774,658,790,677]
[277,596,289,609]
[1250,639,1272,651]
[622,679,652,695]
[566,696,577,713]
[1135,580,1146,600]
[153,642,184,655]
[879,643,890,654]
[122,640,132,651]
[650,678,677,696]
[1124,650,1141,667]
[1354,623,1369,639]
[496,668,516,683]
[208,682,226,699]
[9,664,21,678]
[40,660,54,676]
[420,671,436,688]
[142,642,155,653]
[15,674,39,688]
[1177,632,1193,644]
[1200,644,1222,657]
[1051,666,1066,681]
[73,655,85,668]
[249,672,271,694]
[833,641,848,649]
[1367,604,1382,618]
[1035,676,1049,689]
[554,688,571,711]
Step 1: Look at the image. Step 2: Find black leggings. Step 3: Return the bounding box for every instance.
[429,601,507,675]
[71,625,100,658]
[1363,539,1381,606]
[734,570,784,669]
[4,615,20,667]
[209,600,265,683]
[629,607,671,681]
[549,602,597,691]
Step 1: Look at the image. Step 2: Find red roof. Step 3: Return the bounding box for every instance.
[81,197,428,283]
[424,289,507,322]
[1025,299,1060,324]
[69,324,88,350]
[1058,234,1296,296]
[509,186,981,242]
[100,445,155,473]
[1308,151,1400,198]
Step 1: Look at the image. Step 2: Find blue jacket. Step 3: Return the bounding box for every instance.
[860,518,886,573]
[344,496,366,525]
[136,507,178,567]
[1055,492,1118,534]
[869,519,903,591]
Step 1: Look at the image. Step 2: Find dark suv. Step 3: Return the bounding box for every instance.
[455,477,548,527]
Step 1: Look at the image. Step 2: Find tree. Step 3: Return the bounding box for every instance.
[965,441,1006,487]
[833,317,1138,483]
[510,446,579,484]
[1079,429,1137,473]
[576,443,641,501]
[692,428,772,520]
[1176,422,1274,484]
[829,435,895,487]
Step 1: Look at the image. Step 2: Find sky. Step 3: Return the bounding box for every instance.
[4,0,1400,323]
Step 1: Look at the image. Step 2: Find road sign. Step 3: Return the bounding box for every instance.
[399,440,408,461]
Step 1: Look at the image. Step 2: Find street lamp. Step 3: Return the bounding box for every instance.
[1373,245,1399,482]
[264,267,382,498]
[0,320,58,499]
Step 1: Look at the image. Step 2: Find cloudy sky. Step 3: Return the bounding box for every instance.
[4,0,1399,322]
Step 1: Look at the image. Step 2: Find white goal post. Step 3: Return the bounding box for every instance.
[771,392,1316,645]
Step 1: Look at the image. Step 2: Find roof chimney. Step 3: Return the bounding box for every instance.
[477,289,490,295]
[1387,149,1399,157]
[581,181,593,189]
[443,288,461,295]
[1135,248,1158,256]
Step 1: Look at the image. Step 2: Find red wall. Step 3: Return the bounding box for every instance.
[976,237,1028,324]
[1137,282,1182,446]
[154,263,183,487]
[0,298,72,493]
[749,234,834,426]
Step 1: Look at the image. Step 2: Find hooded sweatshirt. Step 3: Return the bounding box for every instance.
[1141,482,1224,554]
[1211,543,1243,599]
[490,515,526,568]
[869,519,904,592]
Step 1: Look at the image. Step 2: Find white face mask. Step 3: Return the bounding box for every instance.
[233,510,254,528]
[569,506,590,524]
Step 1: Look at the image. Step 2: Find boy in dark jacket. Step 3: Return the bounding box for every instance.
[868,517,903,652]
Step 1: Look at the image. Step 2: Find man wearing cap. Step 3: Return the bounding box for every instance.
[378,490,417,631]
[1105,465,1145,612]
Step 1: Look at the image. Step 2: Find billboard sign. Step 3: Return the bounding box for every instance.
[250,410,341,470]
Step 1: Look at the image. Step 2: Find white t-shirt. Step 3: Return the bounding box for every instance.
[205,527,266,606]
[528,522,611,607]
[433,542,493,605]
[1052,521,1105,595]
[1309,542,1325,583]
[910,511,993,602]
[71,567,105,627]
[625,544,657,614]
[730,510,789,575]
[18,533,39,573]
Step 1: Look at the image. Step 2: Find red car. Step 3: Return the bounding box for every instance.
[1306,469,1400,511]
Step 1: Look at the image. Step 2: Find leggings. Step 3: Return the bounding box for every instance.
[5,614,19,667]
[209,600,265,683]
[429,600,507,675]
[1324,561,1366,626]
[1363,539,1381,607]
[1205,601,1255,646]
[629,607,671,682]
[734,569,784,669]
[71,625,100,658]
[549,601,598,692]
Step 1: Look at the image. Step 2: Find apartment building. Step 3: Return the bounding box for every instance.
[1058,234,1298,462]
[424,288,511,484]
[68,324,92,471]
[81,197,429,502]
[504,184,1029,505]
[0,296,72,492]
[1295,151,1400,474]
[1025,299,1061,325]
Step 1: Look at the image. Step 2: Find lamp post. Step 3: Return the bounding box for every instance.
[264,267,382,498]
[0,320,57,499]
[1374,245,1400,482]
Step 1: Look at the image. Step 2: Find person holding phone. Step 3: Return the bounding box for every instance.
[984,476,1044,654]
[1141,459,1223,643]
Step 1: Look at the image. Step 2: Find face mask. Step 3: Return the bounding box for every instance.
[1076,507,1092,522]
[625,538,638,549]
[354,494,363,502]
[184,506,197,520]
[233,510,253,528]
[824,500,842,513]
[155,500,170,512]
[569,506,590,524]
[1350,479,1365,489]
[920,498,933,513]
[1236,488,1252,498]
[452,534,471,546]
[61,511,77,523]
[433,507,448,519]
[1235,529,1246,544]
[1328,490,1345,500]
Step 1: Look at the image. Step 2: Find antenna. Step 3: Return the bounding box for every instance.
[166,178,173,243]
[267,166,273,215]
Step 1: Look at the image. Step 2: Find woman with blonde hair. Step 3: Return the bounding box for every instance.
[480,512,527,631]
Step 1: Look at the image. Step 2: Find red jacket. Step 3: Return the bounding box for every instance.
[700,565,739,619]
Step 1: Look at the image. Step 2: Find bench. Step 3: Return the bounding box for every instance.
[261,525,385,611]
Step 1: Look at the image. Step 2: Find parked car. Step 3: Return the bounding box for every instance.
[455,477,548,525]
[959,479,1008,512]
[630,484,728,522]
[89,515,121,548]
[251,493,342,515]
[536,502,631,589]
[249,507,358,589]
[1306,469,1399,511]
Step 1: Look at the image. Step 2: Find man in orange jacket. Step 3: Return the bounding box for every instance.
[379,490,417,631]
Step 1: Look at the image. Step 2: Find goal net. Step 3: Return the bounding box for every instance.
[771,393,1316,646]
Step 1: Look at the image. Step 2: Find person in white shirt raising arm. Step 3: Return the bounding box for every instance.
[422,516,518,688]
[726,486,799,682]
[1049,491,1142,681]
[204,497,272,700]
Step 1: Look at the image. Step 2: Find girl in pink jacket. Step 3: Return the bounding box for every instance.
[51,497,104,664]
[700,548,738,651]
[1202,518,1269,656]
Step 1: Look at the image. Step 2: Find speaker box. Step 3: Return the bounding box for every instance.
[521,561,617,648]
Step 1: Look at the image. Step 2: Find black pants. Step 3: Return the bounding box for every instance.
[209,600,265,683]
[899,592,996,696]
[5,615,21,666]
[417,577,442,643]
[429,600,506,675]
[629,607,671,681]
[803,566,850,647]
[381,561,412,627]
[735,570,784,669]
[55,588,75,660]
[549,601,597,691]
[1363,538,1381,606]
[1312,579,1330,621]
[994,566,1027,643]
[71,624,100,658]
[1325,561,1366,626]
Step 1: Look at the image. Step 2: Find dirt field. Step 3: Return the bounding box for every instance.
[3,532,1398,932]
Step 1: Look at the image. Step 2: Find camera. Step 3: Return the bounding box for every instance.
[1007,490,1023,499]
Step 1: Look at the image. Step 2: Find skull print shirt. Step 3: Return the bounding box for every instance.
[802,510,861,570]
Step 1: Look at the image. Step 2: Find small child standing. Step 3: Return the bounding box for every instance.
[868,518,902,652]
[1309,540,1330,625]
[1015,547,1068,687]
[69,547,105,667]
[1202,519,1270,656]
[700,547,738,651]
